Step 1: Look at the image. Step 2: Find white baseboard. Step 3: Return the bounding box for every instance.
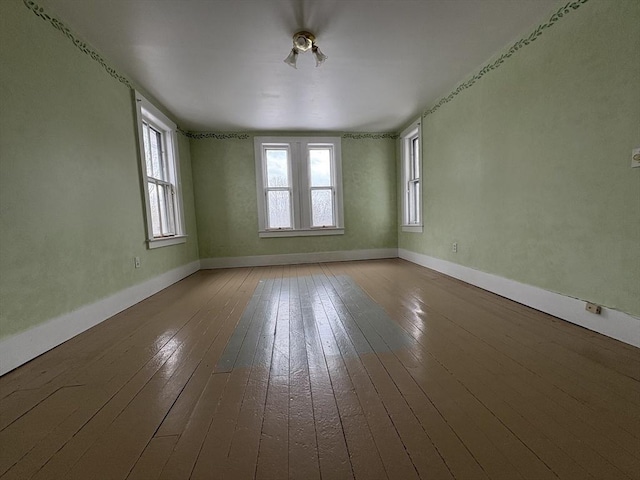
[3,248,635,376]
[0,260,201,376]
[399,249,639,348]
[200,248,399,269]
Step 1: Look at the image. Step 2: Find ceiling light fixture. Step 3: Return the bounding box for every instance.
[284,31,327,69]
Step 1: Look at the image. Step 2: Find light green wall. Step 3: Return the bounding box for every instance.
[191,135,397,258]
[3,0,636,343]
[399,0,640,316]
[0,1,199,338]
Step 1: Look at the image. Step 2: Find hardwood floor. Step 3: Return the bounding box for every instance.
[1,259,638,479]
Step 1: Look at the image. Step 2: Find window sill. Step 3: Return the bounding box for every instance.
[147,235,188,249]
[401,225,423,233]
[259,228,344,238]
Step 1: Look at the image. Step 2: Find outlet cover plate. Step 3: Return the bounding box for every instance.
[632,147,640,168]
[585,302,601,314]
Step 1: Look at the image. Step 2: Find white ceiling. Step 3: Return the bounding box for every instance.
[42,0,560,132]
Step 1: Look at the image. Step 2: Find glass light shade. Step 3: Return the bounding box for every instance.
[312,46,327,67]
[283,48,298,69]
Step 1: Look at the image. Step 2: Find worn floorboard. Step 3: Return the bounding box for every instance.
[1,259,638,480]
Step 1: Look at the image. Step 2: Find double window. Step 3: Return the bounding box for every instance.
[401,120,423,232]
[255,137,344,237]
[135,92,186,248]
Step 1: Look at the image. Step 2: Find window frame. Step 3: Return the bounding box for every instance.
[254,136,344,238]
[134,91,187,249]
[401,119,423,233]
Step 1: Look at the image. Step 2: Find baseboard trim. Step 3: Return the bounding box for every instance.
[200,248,399,269]
[0,260,201,376]
[4,248,636,375]
[399,249,639,348]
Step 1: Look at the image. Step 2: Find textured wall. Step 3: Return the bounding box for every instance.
[399,0,640,316]
[191,135,397,258]
[0,1,199,337]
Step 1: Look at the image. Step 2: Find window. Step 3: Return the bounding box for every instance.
[135,92,186,248]
[255,137,344,237]
[401,119,423,233]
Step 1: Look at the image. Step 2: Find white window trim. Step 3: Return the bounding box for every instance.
[255,136,344,238]
[401,119,423,233]
[134,91,187,248]
[402,225,423,233]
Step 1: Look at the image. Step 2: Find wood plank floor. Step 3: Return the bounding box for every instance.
[1,259,639,480]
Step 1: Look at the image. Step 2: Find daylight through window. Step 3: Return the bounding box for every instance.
[255,137,344,238]
[135,92,186,248]
[401,120,423,232]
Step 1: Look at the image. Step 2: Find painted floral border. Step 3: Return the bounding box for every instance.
[342,133,399,140]
[178,131,399,140]
[23,0,591,133]
[423,0,589,118]
[21,1,398,141]
[23,0,133,89]
[179,129,250,140]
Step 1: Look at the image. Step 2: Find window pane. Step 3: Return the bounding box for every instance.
[309,148,332,187]
[415,181,420,222]
[266,149,289,187]
[158,184,168,235]
[147,126,163,180]
[166,187,176,235]
[408,180,420,224]
[142,123,153,175]
[157,184,175,236]
[148,182,161,237]
[311,189,334,227]
[267,190,292,228]
[142,123,167,180]
[412,137,420,179]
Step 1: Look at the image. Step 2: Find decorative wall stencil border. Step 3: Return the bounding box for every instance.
[23,0,591,135]
[23,0,133,89]
[178,129,251,140]
[342,133,399,140]
[423,0,589,118]
[178,131,399,140]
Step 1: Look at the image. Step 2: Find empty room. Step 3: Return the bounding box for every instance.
[1,0,639,479]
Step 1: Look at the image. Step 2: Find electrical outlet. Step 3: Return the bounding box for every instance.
[585,302,601,315]
[452,242,458,253]
[134,256,141,269]
[632,147,640,168]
